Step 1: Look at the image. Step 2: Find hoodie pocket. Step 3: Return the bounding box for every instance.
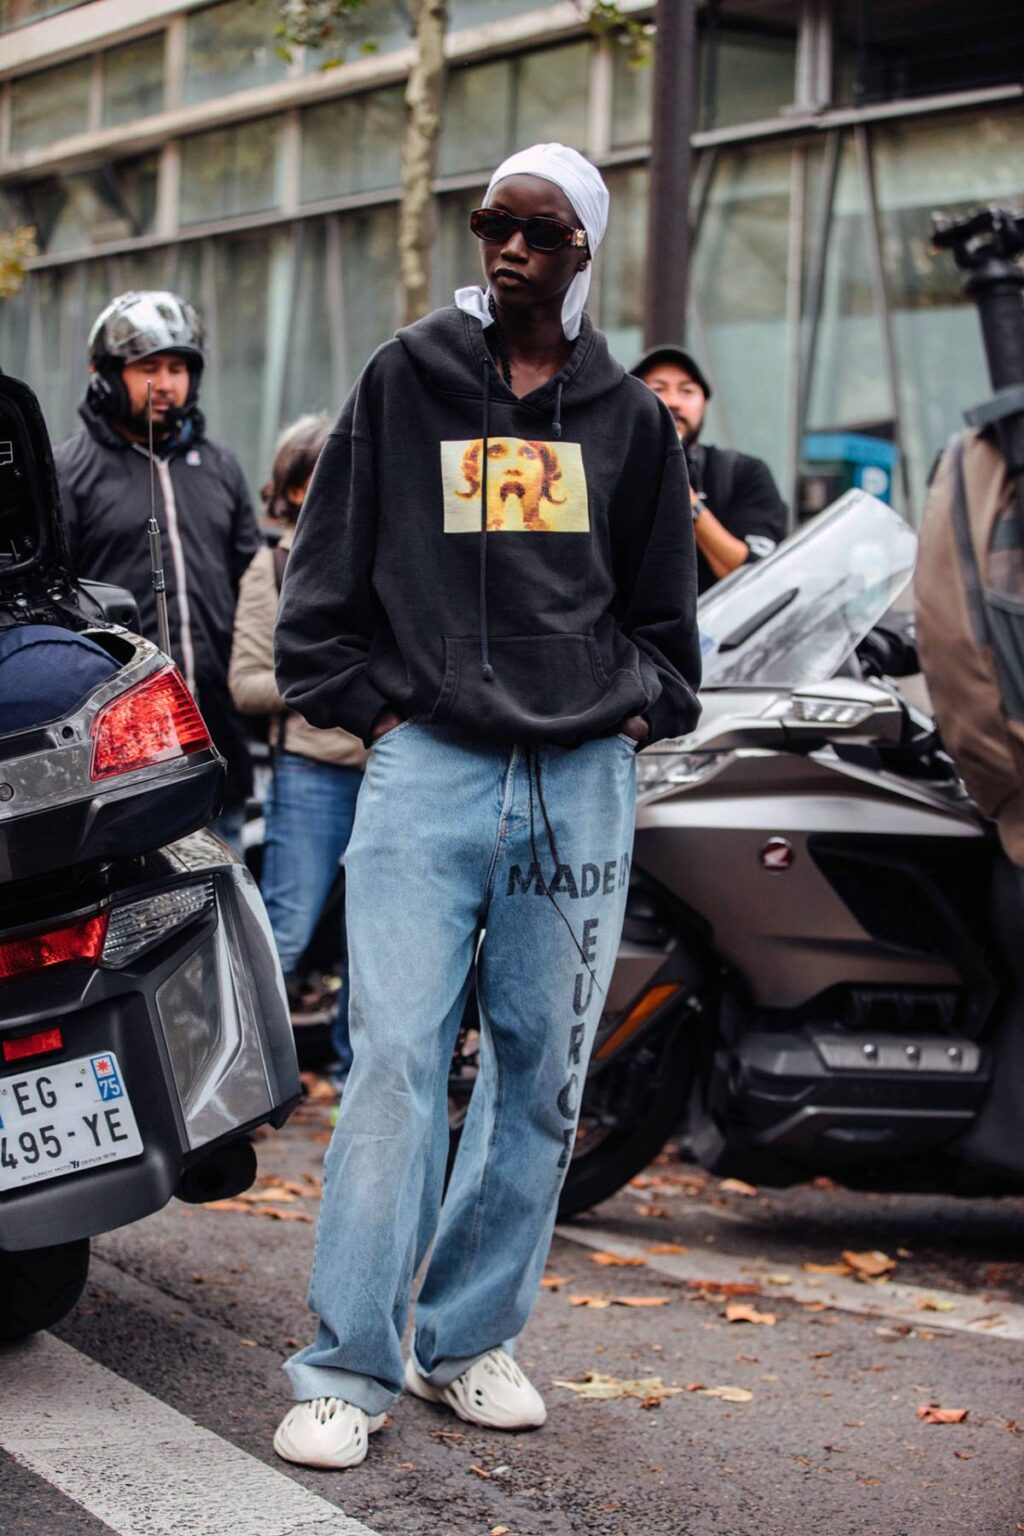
[432,634,646,743]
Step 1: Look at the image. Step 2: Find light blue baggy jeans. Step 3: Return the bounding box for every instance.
[283,721,637,1415]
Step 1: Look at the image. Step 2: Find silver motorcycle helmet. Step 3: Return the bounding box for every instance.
[86,291,205,424]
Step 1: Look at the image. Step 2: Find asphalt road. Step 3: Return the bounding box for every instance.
[2,1085,1022,1536]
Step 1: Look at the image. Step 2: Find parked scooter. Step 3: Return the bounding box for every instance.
[0,372,301,1339]
[533,205,1024,1218]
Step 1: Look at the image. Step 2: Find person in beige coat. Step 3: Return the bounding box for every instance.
[230,414,366,1079]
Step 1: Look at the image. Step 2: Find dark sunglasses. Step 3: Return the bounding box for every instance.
[469,207,588,254]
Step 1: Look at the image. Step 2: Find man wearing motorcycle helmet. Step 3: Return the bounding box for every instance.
[53,291,261,850]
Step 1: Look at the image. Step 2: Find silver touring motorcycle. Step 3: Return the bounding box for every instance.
[547,488,1024,1216]
[0,372,300,1338]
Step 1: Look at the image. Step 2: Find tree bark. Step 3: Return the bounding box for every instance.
[399,0,447,327]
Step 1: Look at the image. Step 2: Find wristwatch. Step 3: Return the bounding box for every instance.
[691,492,707,522]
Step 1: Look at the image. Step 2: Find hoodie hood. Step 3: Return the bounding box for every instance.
[396,306,626,419]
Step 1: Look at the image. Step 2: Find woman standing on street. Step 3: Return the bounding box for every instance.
[229,415,367,1082]
[272,143,701,1468]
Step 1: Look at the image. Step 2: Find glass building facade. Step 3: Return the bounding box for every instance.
[0,0,1021,519]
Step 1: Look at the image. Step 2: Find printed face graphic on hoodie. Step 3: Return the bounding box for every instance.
[442,437,589,533]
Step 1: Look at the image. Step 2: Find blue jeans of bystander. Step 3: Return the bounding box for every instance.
[261,752,363,1072]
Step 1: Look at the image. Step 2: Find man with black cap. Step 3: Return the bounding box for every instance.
[631,345,787,594]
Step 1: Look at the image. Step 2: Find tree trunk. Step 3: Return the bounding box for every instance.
[399,0,447,327]
[643,0,697,346]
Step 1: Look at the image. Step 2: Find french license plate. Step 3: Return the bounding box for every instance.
[0,1051,143,1193]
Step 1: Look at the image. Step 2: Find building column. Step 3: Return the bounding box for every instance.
[642,0,698,347]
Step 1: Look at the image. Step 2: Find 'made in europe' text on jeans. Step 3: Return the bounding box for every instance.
[284,721,637,1413]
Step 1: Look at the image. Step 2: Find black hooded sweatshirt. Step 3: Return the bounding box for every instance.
[275,307,701,749]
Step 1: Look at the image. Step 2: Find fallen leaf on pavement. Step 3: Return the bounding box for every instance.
[570,1295,612,1308]
[687,1280,762,1298]
[636,1204,671,1219]
[954,1451,976,1460]
[810,1350,833,1359]
[242,1188,299,1204]
[429,1429,464,1442]
[917,1405,968,1425]
[396,1462,415,1471]
[469,1464,490,1478]
[697,1385,754,1403]
[257,1175,321,1199]
[764,1273,793,1286]
[724,1303,777,1326]
[491,1527,511,1534]
[589,1252,647,1268]
[203,1195,310,1221]
[647,1243,688,1255]
[539,1275,569,1289]
[718,1178,758,1196]
[915,1296,956,1313]
[300,1072,337,1103]
[552,1373,684,1404]
[613,1296,672,1308]
[843,1249,897,1280]
[803,1261,851,1276]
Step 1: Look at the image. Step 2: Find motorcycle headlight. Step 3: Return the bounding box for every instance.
[102,879,215,966]
[636,751,734,805]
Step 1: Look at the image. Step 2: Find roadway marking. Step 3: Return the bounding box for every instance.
[556,1224,1024,1342]
[0,1333,382,1536]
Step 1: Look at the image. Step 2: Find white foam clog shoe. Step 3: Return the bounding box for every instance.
[404,1347,547,1430]
[273,1397,387,1469]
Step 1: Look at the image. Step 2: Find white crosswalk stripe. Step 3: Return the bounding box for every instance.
[0,1333,381,1536]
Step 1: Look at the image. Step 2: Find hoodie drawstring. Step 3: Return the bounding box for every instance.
[478,342,565,680]
[479,361,494,683]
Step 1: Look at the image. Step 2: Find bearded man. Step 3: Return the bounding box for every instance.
[53,291,260,850]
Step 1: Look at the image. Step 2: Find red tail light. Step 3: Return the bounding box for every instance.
[90,666,211,781]
[3,1027,64,1063]
[0,911,108,983]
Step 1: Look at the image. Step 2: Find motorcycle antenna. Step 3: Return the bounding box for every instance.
[146,380,172,657]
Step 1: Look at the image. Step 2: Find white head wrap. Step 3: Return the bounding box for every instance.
[454,142,610,342]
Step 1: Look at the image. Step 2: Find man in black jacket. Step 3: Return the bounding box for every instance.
[53,291,261,850]
[631,344,787,594]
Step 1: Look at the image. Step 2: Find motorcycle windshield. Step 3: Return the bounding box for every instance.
[697,490,917,688]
